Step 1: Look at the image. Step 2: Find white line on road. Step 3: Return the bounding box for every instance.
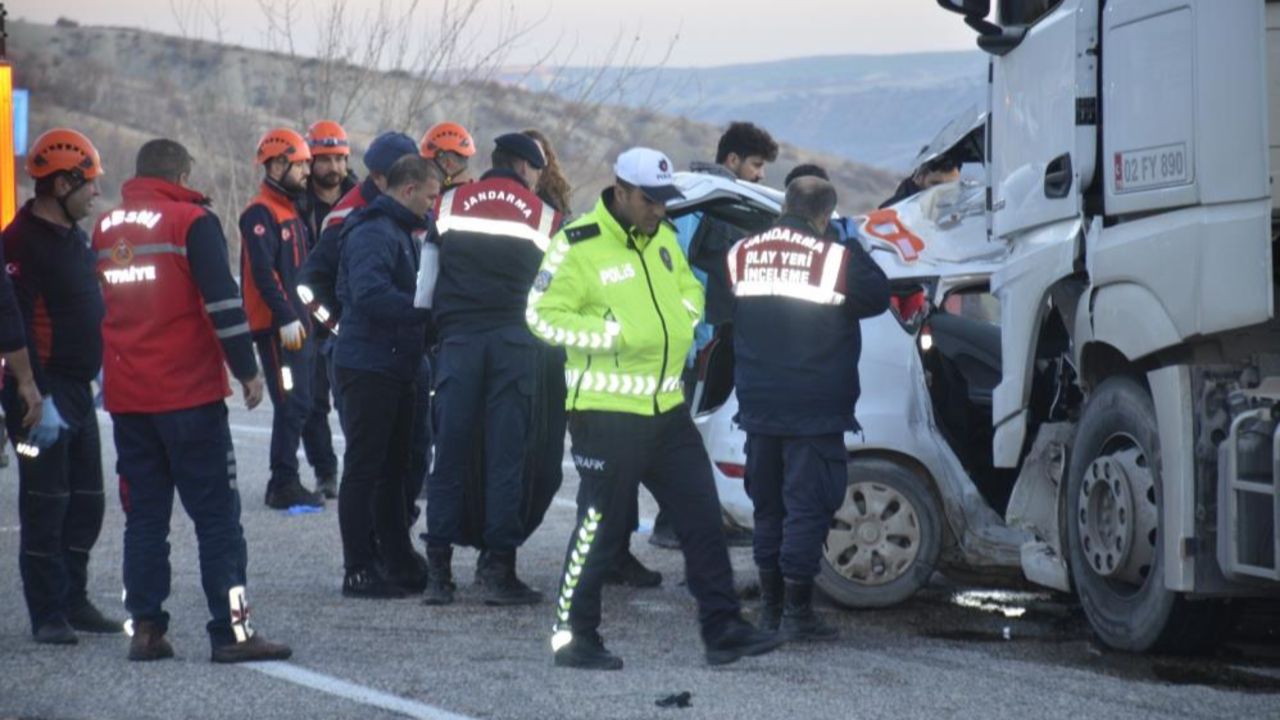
[242,661,475,720]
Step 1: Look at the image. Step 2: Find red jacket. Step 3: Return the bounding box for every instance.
[93,178,244,413]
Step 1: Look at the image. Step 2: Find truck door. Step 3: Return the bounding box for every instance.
[989,0,1097,239]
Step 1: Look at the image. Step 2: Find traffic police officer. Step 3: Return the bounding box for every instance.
[240,128,324,509]
[726,177,889,640]
[423,133,560,607]
[1,128,119,644]
[93,138,292,662]
[529,147,781,670]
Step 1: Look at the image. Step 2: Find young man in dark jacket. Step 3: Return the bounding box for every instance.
[333,155,441,598]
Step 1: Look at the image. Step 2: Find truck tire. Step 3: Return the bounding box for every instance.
[1066,375,1223,653]
[818,457,943,608]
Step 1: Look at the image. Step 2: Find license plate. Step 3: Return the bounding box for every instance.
[1113,143,1191,193]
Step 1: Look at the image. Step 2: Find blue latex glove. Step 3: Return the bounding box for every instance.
[29,397,69,449]
[830,216,859,246]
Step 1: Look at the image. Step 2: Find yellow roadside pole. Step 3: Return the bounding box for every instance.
[0,3,15,229]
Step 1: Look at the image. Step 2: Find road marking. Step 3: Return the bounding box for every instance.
[242,661,475,720]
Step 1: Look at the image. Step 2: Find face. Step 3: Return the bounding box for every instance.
[515,159,543,191]
[281,160,311,192]
[614,183,667,236]
[919,166,961,189]
[400,177,443,218]
[58,176,100,221]
[725,153,767,183]
[436,151,468,178]
[311,154,349,189]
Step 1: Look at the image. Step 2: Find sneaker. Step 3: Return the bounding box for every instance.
[553,631,624,671]
[315,473,338,500]
[342,567,409,599]
[128,620,174,661]
[265,480,324,510]
[604,550,663,588]
[33,618,77,645]
[67,601,124,634]
[211,634,292,663]
[476,550,543,606]
[703,615,783,666]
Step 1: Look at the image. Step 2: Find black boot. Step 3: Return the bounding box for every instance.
[604,549,663,588]
[780,578,837,642]
[67,601,124,634]
[128,620,173,661]
[33,618,77,645]
[553,630,624,671]
[476,549,542,606]
[265,479,324,509]
[758,568,783,632]
[315,473,338,500]
[343,566,409,599]
[422,547,456,606]
[703,614,783,666]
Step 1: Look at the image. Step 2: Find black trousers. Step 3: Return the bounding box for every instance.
[255,333,315,489]
[335,366,416,573]
[557,408,740,636]
[303,337,339,479]
[3,378,103,631]
[745,433,847,579]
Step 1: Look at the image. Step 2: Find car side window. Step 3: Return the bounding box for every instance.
[999,0,1061,27]
[942,287,1000,326]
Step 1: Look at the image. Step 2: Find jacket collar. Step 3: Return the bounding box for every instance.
[121,176,210,206]
[369,193,430,232]
[480,167,530,190]
[261,177,300,203]
[19,200,81,240]
[777,213,826,238]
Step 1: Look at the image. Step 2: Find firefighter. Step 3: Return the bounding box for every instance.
[93,137,291,662]
[419,122,476,190]
[422,133,560,607]
[0,128,119,645]
[239,128,324,509]
[529,147,782,670]
[298,119,355,498]
[726,177,890,640]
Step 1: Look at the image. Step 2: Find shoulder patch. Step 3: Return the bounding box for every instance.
[564,223,600,244]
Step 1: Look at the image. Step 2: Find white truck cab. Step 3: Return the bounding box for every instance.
[937,0,1280,652]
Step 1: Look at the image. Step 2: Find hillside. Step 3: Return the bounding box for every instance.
[6,19,899,242]
[507,52,988,170]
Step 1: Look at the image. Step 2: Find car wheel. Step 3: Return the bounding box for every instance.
[818,457,943,608]
[1066,375,1225,653]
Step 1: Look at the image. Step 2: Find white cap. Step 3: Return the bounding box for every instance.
[613,147,685,203]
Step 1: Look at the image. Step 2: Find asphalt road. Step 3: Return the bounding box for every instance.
[1,399,1278,720]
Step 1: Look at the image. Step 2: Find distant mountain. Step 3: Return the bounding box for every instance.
[505,52,988,171]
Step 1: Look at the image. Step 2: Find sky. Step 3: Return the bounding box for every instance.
[3,0,979,68]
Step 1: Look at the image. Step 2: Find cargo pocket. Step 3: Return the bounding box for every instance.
[810,437,850,516]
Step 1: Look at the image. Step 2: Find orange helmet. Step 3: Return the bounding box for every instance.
[307,120,350,157]
[26,128,104,180]
[256,128,312,165]
[419,122,475,159]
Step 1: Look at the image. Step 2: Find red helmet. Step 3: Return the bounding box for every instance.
[419,122,475,159]
[307,120,350,157]
[26,128,104,180]
[256,128,313,165]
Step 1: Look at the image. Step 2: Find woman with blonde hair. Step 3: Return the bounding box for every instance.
[522,128,572,218]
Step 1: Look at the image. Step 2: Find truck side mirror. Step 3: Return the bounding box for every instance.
[935,0,990,16]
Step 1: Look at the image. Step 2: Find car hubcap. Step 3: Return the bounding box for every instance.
[826,482,921,586]
[1078,446,1157,586]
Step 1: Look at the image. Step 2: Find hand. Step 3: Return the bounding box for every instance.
[279,320,307,351]
[16,379,43,428]
[29,396,69,449]
[240,374,265,411]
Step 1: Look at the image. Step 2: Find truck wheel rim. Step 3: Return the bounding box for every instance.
[1078,443,1158,590]
[826,482,922,587]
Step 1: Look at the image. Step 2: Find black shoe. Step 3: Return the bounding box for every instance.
[723,523,754,548]
[553,631,624,671]
[647,524,680,550]
[265,480,324,510]
[703,615,783,666]
[128,620,174,661]
[343,567,409,599]
[67,601,124,634]
[758,568,783,633]
[477,550,542,606]
[422,547,456,606]
[604,549,663,588]
[211,634,293,663]
[315,473,338,500]
[780,579,837,642]
[384,550,429,594]
[33,618,77,645]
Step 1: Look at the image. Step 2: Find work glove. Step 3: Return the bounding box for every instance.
[279,320,307,351]
[29,396,69,450]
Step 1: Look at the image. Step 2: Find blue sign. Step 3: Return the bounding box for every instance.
[12,89,28,156]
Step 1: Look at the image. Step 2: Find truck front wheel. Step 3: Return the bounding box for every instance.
[1066,375,1223,653]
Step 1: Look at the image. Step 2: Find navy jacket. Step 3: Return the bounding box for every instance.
[334,194,433,381]
[728,215,890,436]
